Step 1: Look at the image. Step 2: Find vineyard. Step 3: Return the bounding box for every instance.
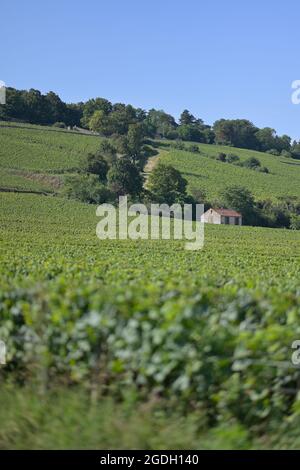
[0,122,100,192]
[1,122,300,201]
[160,143,300,200]
[1,124,300,448]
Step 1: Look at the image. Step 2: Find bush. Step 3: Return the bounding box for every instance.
[217,152,226,162]
[227,153,240,163]
[290,213,300,230]
[243,157,261,169]
[165,129,179,140]
[266,149,280,156]
[64,174,114,204]
[53,122,66,128]
[281,150,292,158]
[259,166,269,174]
[171,141,186,150]
[187,144,200,153]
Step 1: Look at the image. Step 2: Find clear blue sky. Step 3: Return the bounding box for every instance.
[1,0,300,139]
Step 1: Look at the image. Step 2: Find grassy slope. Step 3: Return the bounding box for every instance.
[0,122,100,191]
[160,143,300,200]
[1,122,300,200]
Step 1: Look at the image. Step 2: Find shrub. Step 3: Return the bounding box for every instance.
[290,213,300,230]
[217,152,227,162]
[53,122,66,128]
[165,129,179,140]
[227,153,240,163]
[171,141,186,150]
[243,157,261,169]
[281,150,292,158]
[187,144,199,153]
[259,166,269,174]
[266,149,280,156]
[64,174,114,204]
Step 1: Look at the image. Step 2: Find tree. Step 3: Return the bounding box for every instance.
[291,141,300,159]
[125,123,145,162]
[147,163,187,205]
[107,158,143,196]
[177,110,211,143]
[83,152,109,182]
[0,87,26,121]
[45,91,68,124]
[255,128,291,153]
[23,89,48,124]
[88,110,104,132]
[220,186,256,224]
[255,127,277,152]
[145,109,177,138]
[213,119,259,149]
[81,98,112,128]
[98,139,117,164]
[177,124,205,142]
[179,109,196,125]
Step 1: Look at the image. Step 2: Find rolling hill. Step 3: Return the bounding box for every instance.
[0,122,100,192]
[159,142,300,201]
[1,121,300,202]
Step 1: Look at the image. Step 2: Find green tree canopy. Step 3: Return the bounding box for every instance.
[147,163,187,205]
[220,186,256,224]
[83,152,109,182]
[107,158,143,196]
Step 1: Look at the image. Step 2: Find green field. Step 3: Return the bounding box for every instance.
[1,123,300,449]
[1,192,299,289]
[160,143,300,200]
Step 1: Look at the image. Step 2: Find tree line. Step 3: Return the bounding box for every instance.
[1,87,300,157]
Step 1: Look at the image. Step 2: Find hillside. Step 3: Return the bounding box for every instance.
[0,122,99,192]
[1,122,300,202]
[159,142,300,201]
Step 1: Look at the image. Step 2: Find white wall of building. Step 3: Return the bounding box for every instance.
[201,209,222,224]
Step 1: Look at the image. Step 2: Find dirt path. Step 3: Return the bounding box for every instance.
[143,153,160,188]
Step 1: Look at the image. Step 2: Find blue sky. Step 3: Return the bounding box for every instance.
[1,0,300,139]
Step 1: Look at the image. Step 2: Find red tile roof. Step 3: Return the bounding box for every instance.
[213,208,242,217]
